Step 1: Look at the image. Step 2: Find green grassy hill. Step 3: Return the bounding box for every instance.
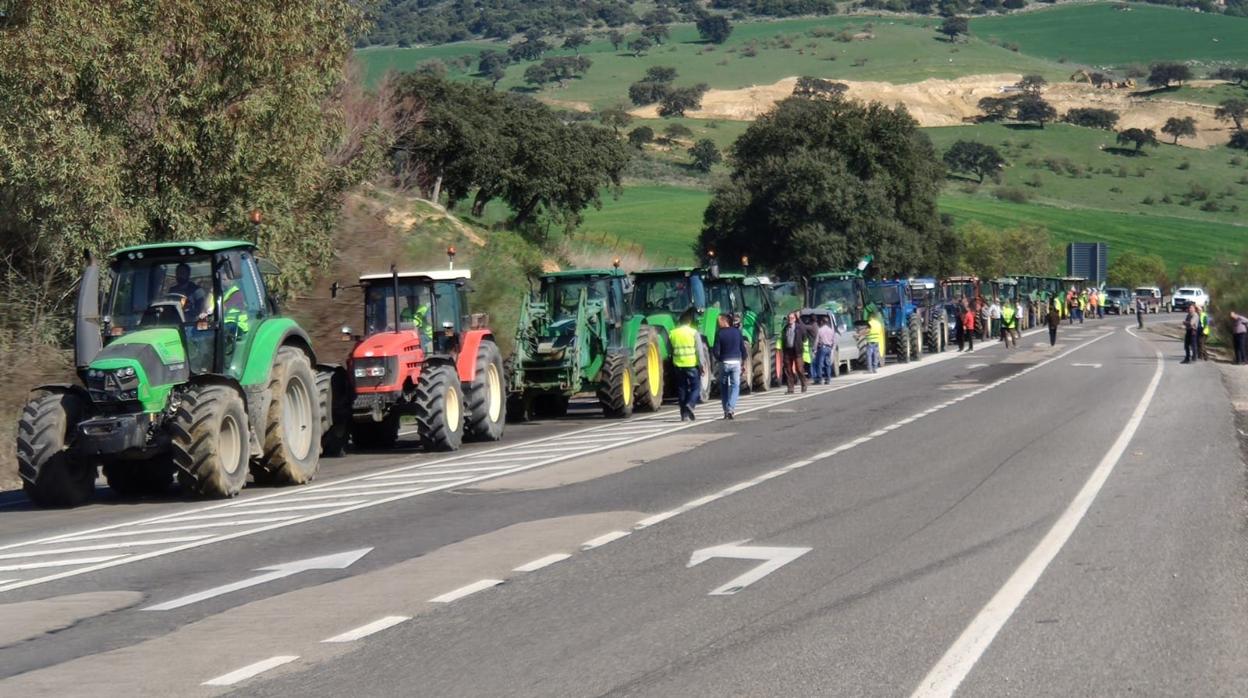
[972,3,1248,69]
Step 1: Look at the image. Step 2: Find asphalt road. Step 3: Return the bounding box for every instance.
[2,315,1245,697]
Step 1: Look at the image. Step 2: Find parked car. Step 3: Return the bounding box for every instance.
[1102,287,1132,314]
[1132,286,1164,314]
[1170,287,1210,312]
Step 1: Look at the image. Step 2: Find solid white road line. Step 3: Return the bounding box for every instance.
[0,536,211,559]
[429,579,504,603]
[0,554,126,572]
[581,531,630,550]
[202,656,299,686]
[513,553,572,572]
[322,616,410,643]
[52,517,301,542]
[150,500,369,523]
[912,332,1162,698]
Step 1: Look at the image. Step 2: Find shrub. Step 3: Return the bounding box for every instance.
[1177,160,1191,171]
[993,186,1029,203]
[1141,195,1156,205]
[1200,200,1221,212]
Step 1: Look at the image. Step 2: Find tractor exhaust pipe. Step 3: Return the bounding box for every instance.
[391,264,401,333]
[75,252,103,371]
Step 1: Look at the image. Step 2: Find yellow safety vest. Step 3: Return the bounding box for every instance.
[802,338,812,364]
[868,316,885,354]
[1201,312,1210,336]
[671,325,699,368]
[1002,304,1016,328]
[222,286,250,334]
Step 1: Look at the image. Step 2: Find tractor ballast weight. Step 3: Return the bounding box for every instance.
[342,267,504,452]
[508,267,662,420]
[866,280,923,363]
[18,241,342,508]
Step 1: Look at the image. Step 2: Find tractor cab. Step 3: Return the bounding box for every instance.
[808,272,867,329]
[352,269,471,358]
[534,269,628,347]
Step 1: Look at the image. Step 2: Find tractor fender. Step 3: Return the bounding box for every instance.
[237,319,315,388]
[645,322,673,362]
[28,383,92,403]
[455,330,494,382]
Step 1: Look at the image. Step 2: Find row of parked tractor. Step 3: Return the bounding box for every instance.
[15,239,1093,508]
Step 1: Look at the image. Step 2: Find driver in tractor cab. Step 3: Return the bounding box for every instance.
[169,262,207,318]
[400,297,429,330]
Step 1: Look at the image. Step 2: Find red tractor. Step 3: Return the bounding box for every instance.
[337,265,505,452]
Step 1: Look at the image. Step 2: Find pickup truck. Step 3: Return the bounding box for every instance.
[1170,287,1210,312]
[1103,287,1132,314]
[1132,286,1165,314]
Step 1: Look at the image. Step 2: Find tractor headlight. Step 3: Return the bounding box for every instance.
[120,367,135,378]
[354,364,386,378]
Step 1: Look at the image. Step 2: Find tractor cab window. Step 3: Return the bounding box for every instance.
[811,279,858,315]
[631,274,706,315]
[105,255,215,335]
[910,285,931,303]
[364,282,434,336]
[706,282,739,314]
[741,285,764,314]
[607,278,624,325]
[868,285,901,306]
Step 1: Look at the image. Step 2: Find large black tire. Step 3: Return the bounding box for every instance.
[254,347,321,486]
[597,352,635,418]
[909,314,923,361]
[104,460,174,498]
[18,392,96,507]
[351,413,400,450]
[414,364,465,452]
[317,367,350,458]
[751,332,773,393]
[464,340,506,442]
[632,326,664,413]
[925,313,942,354]
[854,328,869,369]
[172,384,250,498]
[898,329,910,364]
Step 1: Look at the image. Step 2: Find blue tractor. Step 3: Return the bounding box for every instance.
[909,277,949,354]
[866,280,924,363]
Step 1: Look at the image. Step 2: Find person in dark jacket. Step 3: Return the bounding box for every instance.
[1182,305,1199,364]
[781,312,814,393]
[713,314,750,419]
[1232,311,1248,365]
[1047,298,1061,346]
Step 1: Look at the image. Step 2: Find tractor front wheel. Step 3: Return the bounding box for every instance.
[465,340,506,442]
[899,330,911,364]
[172,384,250,498]
[414,364,465,452]
[910,314,923,362]
[255,347,321,486]
[751,333,773,393]
[18,391,96,507]
[317,367,350,458]
[598,352,635,418]
[632,326,664,413]
[697,338,713,401]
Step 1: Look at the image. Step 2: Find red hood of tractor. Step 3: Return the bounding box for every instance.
[350,330,424,361]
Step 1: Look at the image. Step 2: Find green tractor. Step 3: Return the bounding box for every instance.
[17,241,344,507]
[508,267,664,420]
[703,272,776,393]
[626,267,720,400]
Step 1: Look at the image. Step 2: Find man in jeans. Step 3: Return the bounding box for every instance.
[671,310,704,420]
[813,315,837,384]
[1232,311,1247,365]
[781,312,812,393]
[1183,305,1200,364]
[712,314,749,419]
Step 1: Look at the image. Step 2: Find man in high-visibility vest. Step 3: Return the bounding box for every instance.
[1000,300,1017,348]
[866,311,885,373]
[1198,305,1211,361]
[222,285,250,336]
[670,309,703,421]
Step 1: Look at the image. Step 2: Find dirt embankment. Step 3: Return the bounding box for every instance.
[631,74,1235,148]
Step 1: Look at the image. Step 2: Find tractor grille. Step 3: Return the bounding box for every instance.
[352,356,399,390]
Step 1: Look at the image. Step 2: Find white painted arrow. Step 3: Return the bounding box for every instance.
[143,548,372,611]
[1071,362,1102,368]
[687,540,811,596]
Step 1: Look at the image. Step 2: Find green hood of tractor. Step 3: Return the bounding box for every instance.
[87,328,189,413]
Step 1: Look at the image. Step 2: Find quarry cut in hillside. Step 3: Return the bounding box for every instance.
[630,74,1234,148]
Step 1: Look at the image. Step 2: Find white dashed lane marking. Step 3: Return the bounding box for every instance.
[322,616,410,643]
[429,579,504,603]
[202,656,299,687]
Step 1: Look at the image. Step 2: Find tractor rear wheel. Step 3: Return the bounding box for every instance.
[351,413,400,450]
[414,364,465,452]
[925,314,942,354]
[104,460,174,498]
[18,391,96,507]
[632,326,664,413]
[172,384,250,498]
[317,368,350,458]
[899,330,910,364]
[465,340,505,442]
[751,333,773,393]
[255,347,321,486]
[697,338,713,401]
[598,352,634,418]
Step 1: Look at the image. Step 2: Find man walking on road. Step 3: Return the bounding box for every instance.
[1136,296,1146,329]
[960,304,976,352]
[1232,311,1247,365]
[1047,299,1061,346]
[671,310,703,420]
[1183,305,1200,364]
[781,312,811,393]
[713,314,748,419]
[1000,300,1017,348]
[813,315,837,384]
